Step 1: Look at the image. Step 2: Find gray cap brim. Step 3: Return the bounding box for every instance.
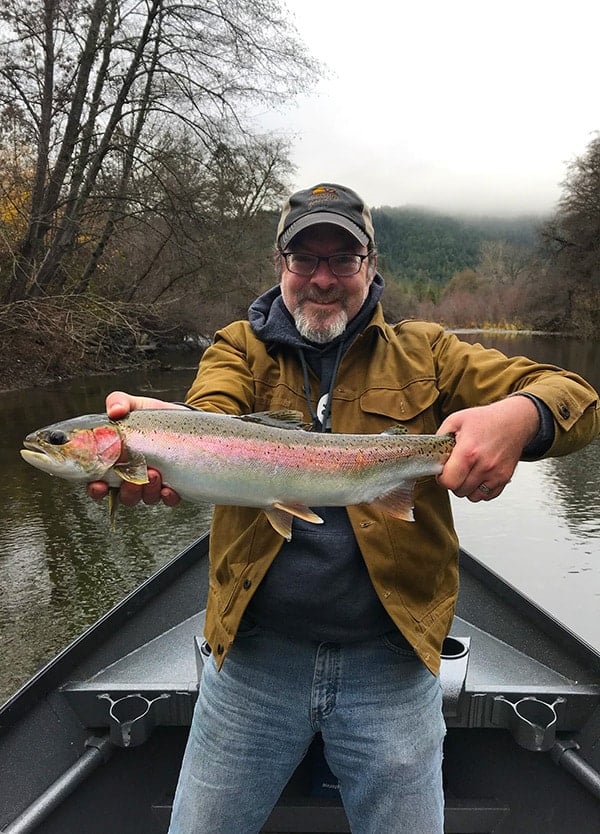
[279,212,369,250]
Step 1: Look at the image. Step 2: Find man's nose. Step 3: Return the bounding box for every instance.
[309,259,338,287]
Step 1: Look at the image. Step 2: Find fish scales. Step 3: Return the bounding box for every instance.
[21,409,455,540]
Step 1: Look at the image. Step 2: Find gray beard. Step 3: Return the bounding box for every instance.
[293,307,348,344]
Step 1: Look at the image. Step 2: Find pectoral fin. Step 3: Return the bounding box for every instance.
[370,484,416,522]
[265,502,324,541]
[108,486,120,530]
[113,450,150,484]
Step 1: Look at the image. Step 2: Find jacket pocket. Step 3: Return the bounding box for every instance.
[360,381,440,434]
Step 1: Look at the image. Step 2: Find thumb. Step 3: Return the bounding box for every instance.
[106,391,135,420]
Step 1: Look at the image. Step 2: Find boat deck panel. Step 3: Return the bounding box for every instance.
[63,612,577,694]
[59,610,600,738]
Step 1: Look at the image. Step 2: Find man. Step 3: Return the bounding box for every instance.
[89,183,599,834]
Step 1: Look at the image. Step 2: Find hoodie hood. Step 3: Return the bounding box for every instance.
[248,272,385,352]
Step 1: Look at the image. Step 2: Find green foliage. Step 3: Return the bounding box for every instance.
[372,206,542,287]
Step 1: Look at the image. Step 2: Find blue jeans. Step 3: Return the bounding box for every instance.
[168,624,445,834]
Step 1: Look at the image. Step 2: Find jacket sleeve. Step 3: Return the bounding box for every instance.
[184,322,256,415]
[425,324,600,458]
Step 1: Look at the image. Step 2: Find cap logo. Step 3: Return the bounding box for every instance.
[308,186,340,208]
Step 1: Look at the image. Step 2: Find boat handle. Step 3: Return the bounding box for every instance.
[491,695,566,752]
[97,692,170,748]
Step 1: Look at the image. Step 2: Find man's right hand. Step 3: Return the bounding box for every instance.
[86,390,183,507]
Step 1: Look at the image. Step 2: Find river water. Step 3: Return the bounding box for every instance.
[1,335,599,704]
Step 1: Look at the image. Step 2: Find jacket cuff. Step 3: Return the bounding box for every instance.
[515,393,555,458]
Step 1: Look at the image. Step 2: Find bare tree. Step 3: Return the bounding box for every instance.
[541,133,600,334]
[0,0,317,302]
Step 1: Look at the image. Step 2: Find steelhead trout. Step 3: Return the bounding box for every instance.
[21,409,455,540]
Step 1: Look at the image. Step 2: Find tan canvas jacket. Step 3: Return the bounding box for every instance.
[185,306,599,674]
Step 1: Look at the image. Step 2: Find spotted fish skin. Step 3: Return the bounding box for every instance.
[21,409,455,539]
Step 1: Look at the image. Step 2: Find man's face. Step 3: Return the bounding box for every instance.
[280,225,375,344]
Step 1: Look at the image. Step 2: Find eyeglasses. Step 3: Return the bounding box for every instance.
[280,252,369,277]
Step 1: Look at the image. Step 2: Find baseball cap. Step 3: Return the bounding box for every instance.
[276,184,375,250]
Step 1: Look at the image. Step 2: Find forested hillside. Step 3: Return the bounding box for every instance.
[372,206,543,284]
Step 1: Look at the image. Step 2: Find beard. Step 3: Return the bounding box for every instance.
[292,290,349,344]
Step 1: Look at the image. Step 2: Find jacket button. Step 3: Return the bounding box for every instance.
[216,643,224,655]
[243,579,252,590]
[558,403,570,419]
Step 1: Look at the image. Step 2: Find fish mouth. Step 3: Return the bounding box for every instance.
[21,439,62,467]
[20,448,53,466]
[22,439,49,455]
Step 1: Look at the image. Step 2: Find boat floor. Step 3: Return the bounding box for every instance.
[2,543,600,834]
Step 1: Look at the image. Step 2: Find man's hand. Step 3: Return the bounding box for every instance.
[436,396,540,502]
[86,390,183,507]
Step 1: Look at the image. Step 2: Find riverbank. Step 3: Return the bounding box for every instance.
[0,294,584,395]
[0,327,155,393]
[2,325,579,394]
[0,297,188,393]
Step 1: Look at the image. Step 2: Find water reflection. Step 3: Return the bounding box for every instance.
[545,441,600,538]
[450,332,600,650]
[0,358,211,703]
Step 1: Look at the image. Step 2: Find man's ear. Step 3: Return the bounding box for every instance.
[368,251,378,278]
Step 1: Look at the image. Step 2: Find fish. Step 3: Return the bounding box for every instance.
[20,409,455,540]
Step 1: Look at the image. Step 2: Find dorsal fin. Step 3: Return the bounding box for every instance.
[381,424,409,436]
[236,410,310,430]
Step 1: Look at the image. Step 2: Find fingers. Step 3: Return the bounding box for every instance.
[161,487,181,507]
[438,466,509,502]
[105,391,186,420]
[465,480,507,502]
[436,403,523,502]
[86,469,181,508]
[106,391,136,420]
[118,470,161,506]
[87,481,109,500]
[437,441,514,501]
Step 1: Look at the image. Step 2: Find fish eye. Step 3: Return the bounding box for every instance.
[47,430,68,445]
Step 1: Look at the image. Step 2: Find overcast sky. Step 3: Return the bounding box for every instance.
[257,0,599,216]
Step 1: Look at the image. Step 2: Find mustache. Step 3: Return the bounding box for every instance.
[296,288,344,304]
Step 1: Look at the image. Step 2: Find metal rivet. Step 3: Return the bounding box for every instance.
[558,403,570,419]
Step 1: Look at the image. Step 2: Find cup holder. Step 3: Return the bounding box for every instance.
[441,636,469,659]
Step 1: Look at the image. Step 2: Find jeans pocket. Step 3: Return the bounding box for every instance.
[381,629,417,658]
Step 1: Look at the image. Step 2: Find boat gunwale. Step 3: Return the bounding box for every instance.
[458,548,600,675]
